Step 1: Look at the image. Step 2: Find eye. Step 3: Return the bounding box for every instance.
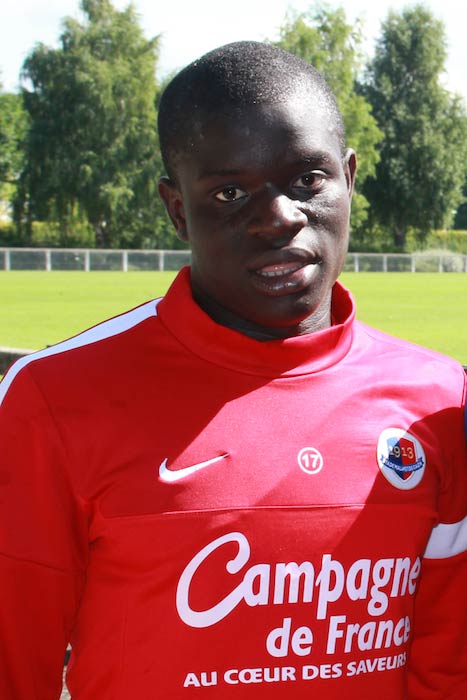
[214,186,247,202]
[292,172,325,191]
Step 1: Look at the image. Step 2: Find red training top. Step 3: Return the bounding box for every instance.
[0,268,466,699]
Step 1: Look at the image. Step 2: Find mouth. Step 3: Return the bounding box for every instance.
[256,261,309,278]
[249,252,322,296]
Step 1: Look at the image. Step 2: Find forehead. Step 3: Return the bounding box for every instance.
[178,96,342,178]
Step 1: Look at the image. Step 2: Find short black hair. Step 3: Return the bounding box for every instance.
[158,41,345,182]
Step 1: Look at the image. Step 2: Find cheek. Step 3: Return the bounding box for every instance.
[309,199,350,237]
[188,212,244,254]
[189,228,240,275]
[187,198,228,229]
[327,189,351,226]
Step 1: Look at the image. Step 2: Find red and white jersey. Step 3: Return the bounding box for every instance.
[1,267,466,699]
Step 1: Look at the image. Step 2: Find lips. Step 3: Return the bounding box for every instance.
[255,261,306,278]
[248,250,322,296]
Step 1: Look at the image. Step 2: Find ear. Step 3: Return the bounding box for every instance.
[158,176,189,241]
[342,148,357,198]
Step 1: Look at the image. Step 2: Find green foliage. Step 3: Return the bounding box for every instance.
[0,218,94,247]
[0,90,28,218]
[0,221,20,246]
[273,4,383,230]
[348,220,395,253]
[15,0,177,249]
[453,179,467,229]
[0,91,28,185]
[31,220,96,247]
[5,1,467,254]
[348,224,467,255]
[454,204,467,230]
[408,249,465,273]
[362,5,467,249]
[418,230,467,254]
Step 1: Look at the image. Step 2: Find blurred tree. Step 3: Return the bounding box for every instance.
[274,5,383,234]
[0,87,28,191]
[362,5,467,249]
[16,0,178,248]
[453,179,467,230]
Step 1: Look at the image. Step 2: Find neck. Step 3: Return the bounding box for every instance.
[191,284,332,341]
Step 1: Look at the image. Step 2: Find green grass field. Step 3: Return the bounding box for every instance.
[1,271,466,363]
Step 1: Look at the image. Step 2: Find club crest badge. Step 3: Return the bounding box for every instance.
[377,428,426,490]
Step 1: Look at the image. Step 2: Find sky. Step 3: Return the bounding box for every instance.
[1,0,466,103]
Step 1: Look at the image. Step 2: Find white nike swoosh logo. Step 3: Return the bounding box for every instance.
[159,453,229,483]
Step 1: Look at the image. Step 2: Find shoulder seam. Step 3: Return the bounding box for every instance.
[0,298,161,407]
[356,320,464,369]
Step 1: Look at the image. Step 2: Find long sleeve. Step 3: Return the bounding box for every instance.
[408,398,467,699]
[0,365,89,699]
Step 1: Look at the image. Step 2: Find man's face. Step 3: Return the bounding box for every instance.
[159,96,356,339]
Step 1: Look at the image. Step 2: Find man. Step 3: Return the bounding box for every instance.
[0,42,466,699]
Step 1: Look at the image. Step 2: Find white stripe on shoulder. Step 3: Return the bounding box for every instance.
[0,298,161,405]
[424,515,467,559]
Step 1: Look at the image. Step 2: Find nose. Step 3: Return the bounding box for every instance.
[248,188,308,243]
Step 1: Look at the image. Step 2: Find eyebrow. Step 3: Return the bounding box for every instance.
[300,154,334,165]
[197,154,335,181]
[198,169,243,180]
